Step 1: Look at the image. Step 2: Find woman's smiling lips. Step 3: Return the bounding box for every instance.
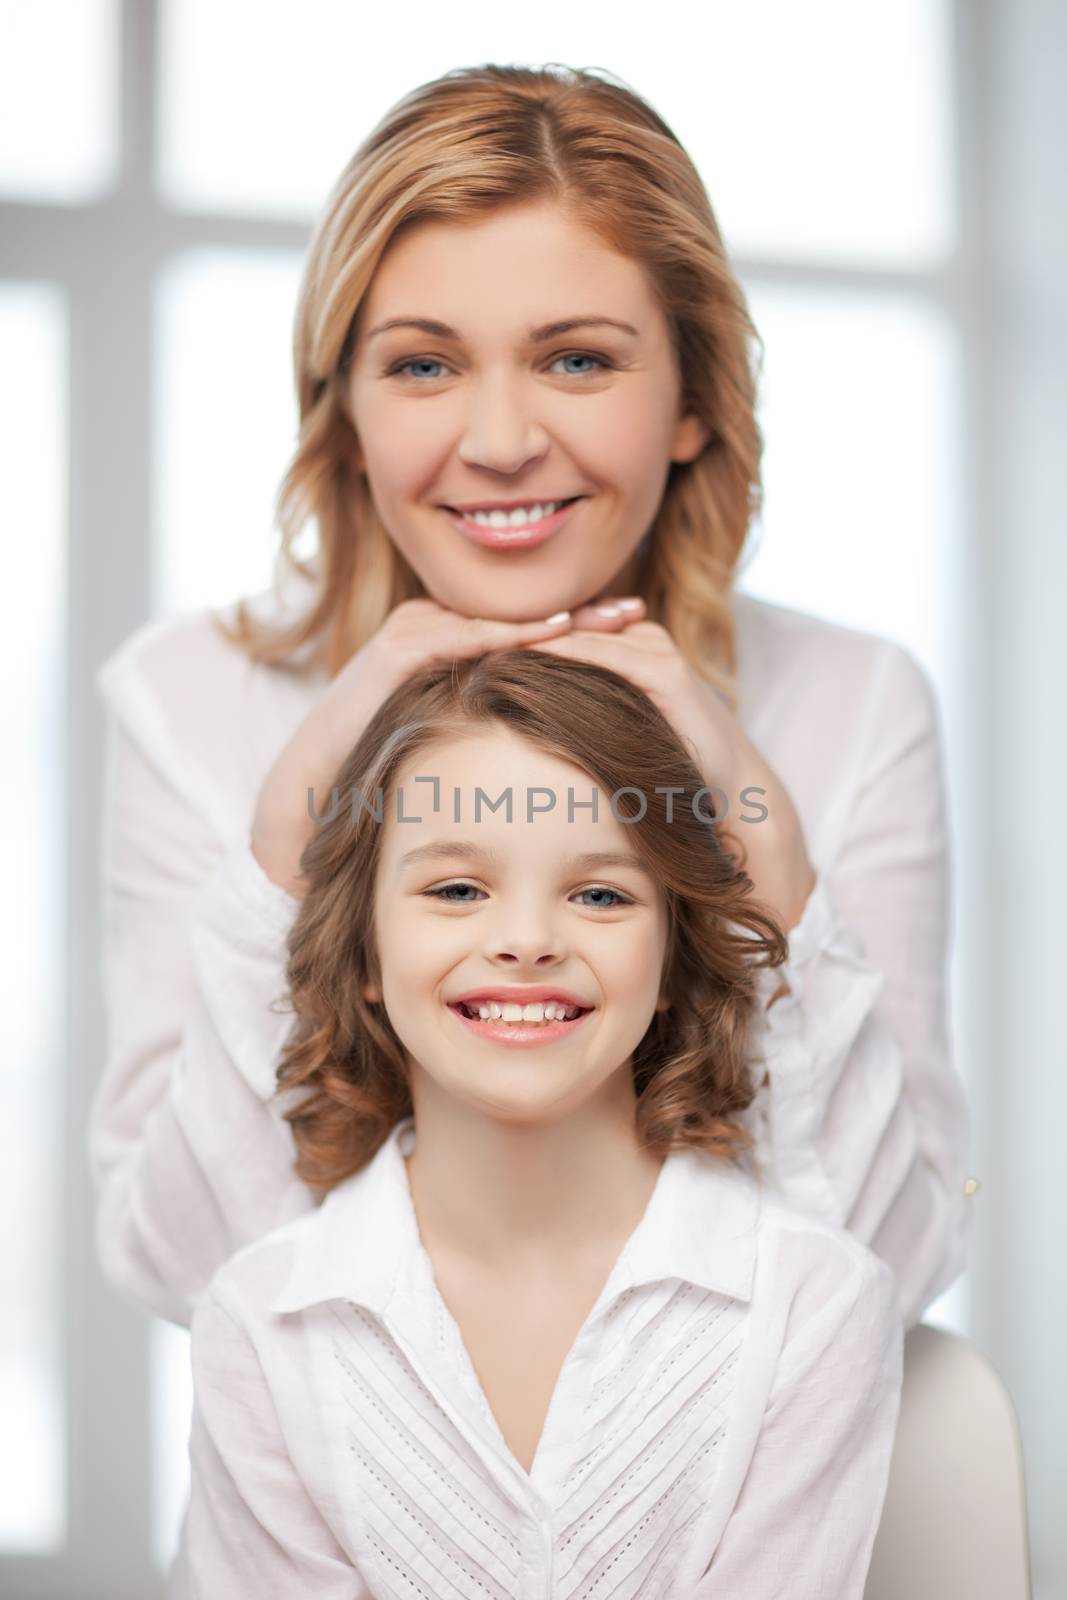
[440,496,585,551]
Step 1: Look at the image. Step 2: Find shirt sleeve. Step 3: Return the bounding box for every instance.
[694,1243,903,1599]
[173,1286,372,1598]
[743,641,974,1329]
[90,681,315,1328]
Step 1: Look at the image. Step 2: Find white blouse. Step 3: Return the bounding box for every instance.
[171,1114,903,1600]
[91,576,974,1331]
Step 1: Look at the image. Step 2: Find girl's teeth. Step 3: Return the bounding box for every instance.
[462,501,565,529]
[465,1000,582,1023]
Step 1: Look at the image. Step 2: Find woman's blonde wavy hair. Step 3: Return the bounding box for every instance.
[275,647,786,1193]
[214,62,765,709]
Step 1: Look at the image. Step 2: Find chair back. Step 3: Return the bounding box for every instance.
[864,1323,1031,1599]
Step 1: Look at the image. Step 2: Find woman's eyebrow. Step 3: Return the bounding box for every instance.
[366,315,640,343]
[398,840,651,874]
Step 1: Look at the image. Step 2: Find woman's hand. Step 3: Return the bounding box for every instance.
[524,617,817,937]
[250,594,648,895]
[526,617,744,790]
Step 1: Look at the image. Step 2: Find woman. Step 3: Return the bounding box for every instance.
[92,62,972,1331]
[176,647,902,1598]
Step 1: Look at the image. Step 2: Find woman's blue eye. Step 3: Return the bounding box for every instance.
[392,357,448,381]
[552,352,610,376]
[423,882,632,908]
[388,351,612,382]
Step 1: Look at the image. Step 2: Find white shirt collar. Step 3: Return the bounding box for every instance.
[271,1115,759,1316]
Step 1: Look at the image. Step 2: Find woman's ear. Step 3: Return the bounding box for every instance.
[669,410,713,464]
[654,989,671,1013]
[362,980,381,1004]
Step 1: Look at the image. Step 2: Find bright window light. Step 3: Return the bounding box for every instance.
[0,0,119,203]
[666,0,954,266]
[151,1320,193,1573]
[152,249,304,617]
[157,0,952,268]
[0,283,67,1550]
[738,281,960,691]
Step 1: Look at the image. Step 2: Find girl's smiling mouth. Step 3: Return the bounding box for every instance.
[446,997,594,1045]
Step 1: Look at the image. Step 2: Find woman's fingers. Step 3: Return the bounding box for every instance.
[375,596,650,686]
[389,593,646,642]
[565,595,646,630]
[453,608,575,654]
[437,596,647,657]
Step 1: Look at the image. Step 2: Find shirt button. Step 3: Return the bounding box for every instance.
[963,1176,980,1196]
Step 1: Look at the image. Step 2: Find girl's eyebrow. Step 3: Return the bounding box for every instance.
[398,840,651,875]
[366,315,640,343]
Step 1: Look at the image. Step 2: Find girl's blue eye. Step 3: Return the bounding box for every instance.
[388,351,612,382]
[573,886,630,908]
[423,882,633,908]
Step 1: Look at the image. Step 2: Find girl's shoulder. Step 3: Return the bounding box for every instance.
[192,1202,326,1344]
[752,1184,902,1342]
[195,1145,399,1338]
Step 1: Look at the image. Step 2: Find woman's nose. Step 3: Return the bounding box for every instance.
[456,378,550,474]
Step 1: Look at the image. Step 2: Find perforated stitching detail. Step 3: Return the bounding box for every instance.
[562,1298,741,1494]
[347,1440,512,1600]
[586,1285,693,1402]
[329,1323,519,1554]
[363,1535,436,1598]
[567,1424,730,1598]
[559,1348,739,1552]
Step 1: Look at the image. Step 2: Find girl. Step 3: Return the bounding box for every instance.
[173,648,903,1599]
[92,62,971,1332]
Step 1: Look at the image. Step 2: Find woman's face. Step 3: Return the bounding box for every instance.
[344,199,710,621]
[364,726,671,1131]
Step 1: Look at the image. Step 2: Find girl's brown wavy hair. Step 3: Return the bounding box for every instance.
[214,61,765,710]
[274,648,786,1193]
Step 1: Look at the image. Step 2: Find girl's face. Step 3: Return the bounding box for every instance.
[345,199,710,621]
[364,726,671,1130]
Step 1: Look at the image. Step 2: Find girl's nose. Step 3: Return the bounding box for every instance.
[489,948,565,969]
[485,914,567,969]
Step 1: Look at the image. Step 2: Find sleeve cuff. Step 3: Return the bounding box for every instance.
[745,869,888,1216]
[187,835,303,1102]
[226,831,304,940]
[754,870,835,1011]
[784,869,835,961]
[194,832,303,953]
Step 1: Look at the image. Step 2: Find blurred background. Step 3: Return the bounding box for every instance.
[1,0,1064,1594]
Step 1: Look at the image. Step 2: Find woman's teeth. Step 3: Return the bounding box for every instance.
[455,500,569,528]
[456,1000,585,1023]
